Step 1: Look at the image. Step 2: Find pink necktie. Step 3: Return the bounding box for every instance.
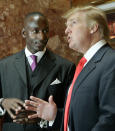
[64,57,87,131]
[30,55,37,71]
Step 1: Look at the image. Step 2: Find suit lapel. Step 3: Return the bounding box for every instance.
[72,44,109,95]
[14,50,27,85]
[74,61,96,89]
[32,49,56,90]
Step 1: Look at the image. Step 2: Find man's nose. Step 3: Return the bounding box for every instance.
[65,26,71,35]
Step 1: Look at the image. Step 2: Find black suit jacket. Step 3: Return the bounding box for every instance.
[60,44,115,131]
[0,49,75,131]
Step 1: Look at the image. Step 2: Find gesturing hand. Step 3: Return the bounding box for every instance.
[25,95,57,121]
[1,98,24,119]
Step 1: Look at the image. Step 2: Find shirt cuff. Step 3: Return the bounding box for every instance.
[38,119,54,128]
[49,120,54,126]
[0,107,6,116]
[38,119,48,128]
[0,98,6,116]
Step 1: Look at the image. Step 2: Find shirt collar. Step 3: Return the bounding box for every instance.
[25,46,46,63]
[84,39,106,63]
[25,46,46,57]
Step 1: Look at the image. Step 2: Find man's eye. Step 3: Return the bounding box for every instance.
[30,28,48,34]
[31,29,40,34]
[72,21,77,24]
[43,30,46,33]
[43,29,48,33]
[30,30,38,34]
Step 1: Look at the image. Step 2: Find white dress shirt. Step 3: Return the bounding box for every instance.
[25,46,46,66]
[84,39,106,65]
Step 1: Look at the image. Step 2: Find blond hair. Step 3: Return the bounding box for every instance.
[63,6,110,41]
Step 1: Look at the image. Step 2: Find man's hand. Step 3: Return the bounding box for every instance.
[25,95,57,121]
[13,110,40,124]
[1,98,24,119]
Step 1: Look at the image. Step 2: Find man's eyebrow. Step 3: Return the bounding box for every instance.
[65,18,76,26]
[68,17,80,22]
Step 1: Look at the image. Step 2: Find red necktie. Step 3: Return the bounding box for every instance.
[64,57,87,131]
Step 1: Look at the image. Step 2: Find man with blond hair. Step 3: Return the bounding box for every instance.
[24,6,115,131]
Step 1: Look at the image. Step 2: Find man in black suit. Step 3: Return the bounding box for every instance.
[24,6,115,131]
[0,12,75,131]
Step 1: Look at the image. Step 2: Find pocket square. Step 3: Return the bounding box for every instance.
[50,78,61,85]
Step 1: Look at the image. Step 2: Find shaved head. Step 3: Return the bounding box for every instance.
[24,12,49,29]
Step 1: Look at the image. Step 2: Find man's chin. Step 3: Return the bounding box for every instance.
[34,46,45,52]
[69,43,80,52]
[69,43,74,50]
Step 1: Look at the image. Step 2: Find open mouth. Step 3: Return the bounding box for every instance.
[67,36,71,43]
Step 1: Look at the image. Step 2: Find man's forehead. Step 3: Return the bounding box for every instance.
[26,22,48,29]
[26,22,38,28]
[66,12,85,24]
[68,12,81,20]
[66,14,79,24]
[25,15,44,22]
[33,15,40,20]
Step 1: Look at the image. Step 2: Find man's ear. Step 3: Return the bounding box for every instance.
[22,28,26,38]
[90,23,99,34]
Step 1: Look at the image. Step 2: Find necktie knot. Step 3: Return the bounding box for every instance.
[30,55,37,71]
[30,55,37,61]
[74,57,87,79]
[79,57,87,67]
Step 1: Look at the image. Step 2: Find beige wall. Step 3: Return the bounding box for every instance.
[0,0,114,64]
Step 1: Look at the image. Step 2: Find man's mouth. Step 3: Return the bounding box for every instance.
[67,36,71,43]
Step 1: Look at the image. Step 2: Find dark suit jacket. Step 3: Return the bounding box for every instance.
[60,44,115,131]
[0,49,75,131]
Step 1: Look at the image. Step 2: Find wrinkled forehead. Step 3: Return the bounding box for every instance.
[24,15,48,29]
[66,12,85,25]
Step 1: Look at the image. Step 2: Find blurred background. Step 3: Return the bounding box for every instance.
[0,0,114,65]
